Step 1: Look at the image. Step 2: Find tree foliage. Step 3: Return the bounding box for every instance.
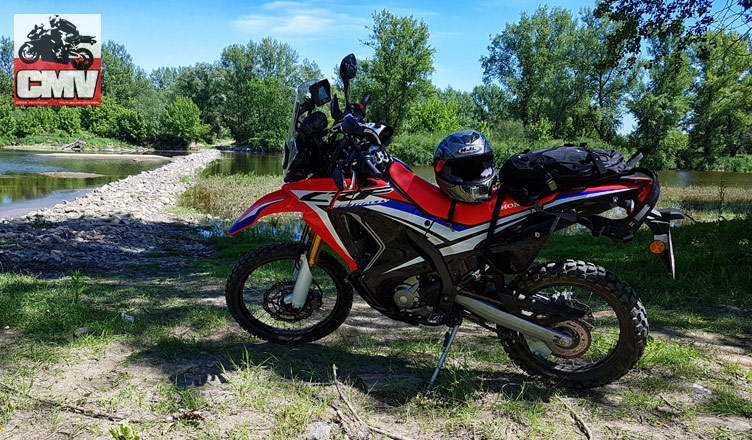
[219,37,320,146]
[689,31,752,165]
[482,7,581,136]
[0,36,12,95]
[595,0,751,66]
[628,38,695,168]
[233,77,293,151]
[0,4,751,171]
[357,10,434,132]
[162,96,211,145]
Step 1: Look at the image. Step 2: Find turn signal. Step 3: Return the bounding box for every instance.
[649,240,666,254]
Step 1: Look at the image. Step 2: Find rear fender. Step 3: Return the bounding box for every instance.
[645,208,685,279]
[227,190,296,235]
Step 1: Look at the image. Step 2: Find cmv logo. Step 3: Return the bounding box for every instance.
[14,14,101,105]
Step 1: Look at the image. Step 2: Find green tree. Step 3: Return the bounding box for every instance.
[577,9,639,141]
[628,38,694,168]
[150,66,178,89]
[438,87,476,128]
[689,31,752,165]
[102,42,164,140]
[101,41,147,103]
[173,63,225,136]
[219,37,320,144]
[471,84,508,128]
[481,6,581,137]
[358,10,434,132]
[0,36,12,95]
[234,77,293,151]
[0,95,15,137]
[80,97,147,142]
[595,0,751,67]
[163,96,211,145]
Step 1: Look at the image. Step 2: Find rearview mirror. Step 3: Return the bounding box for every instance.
[339,54,357,82]
[339,54,357,107]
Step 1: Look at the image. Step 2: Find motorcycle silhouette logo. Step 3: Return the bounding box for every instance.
[17,15,97,70]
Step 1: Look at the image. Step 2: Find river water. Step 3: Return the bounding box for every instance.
[206,152,752,188]
[0,149,171,218]
[3,149,752,220]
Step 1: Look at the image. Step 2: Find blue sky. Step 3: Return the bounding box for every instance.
[1,0,597,92]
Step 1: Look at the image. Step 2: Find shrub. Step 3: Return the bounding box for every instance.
[117,108,147,142]
[80,97,119,137]
[13,107,59,136]
[0,96,15,136]
[80,97,146,142]
[388,131,446,165]
[162,96,210,145]
[56,106,81,134]
[527,117,553,142]
[405,98,460,133]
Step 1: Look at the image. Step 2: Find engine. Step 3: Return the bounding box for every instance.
[393,276,420,308]
[393,275,441,318]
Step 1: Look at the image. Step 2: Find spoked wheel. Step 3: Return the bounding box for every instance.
[225,242,352,344]
[498,260,649,389]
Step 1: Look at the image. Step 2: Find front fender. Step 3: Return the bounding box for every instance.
[227,190,297,235]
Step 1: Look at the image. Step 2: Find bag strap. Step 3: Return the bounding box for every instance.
[480,190,505,273]
[588,148,607,174]
[446,200,458,230]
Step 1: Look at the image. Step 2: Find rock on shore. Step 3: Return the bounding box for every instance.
[0,149,222,274]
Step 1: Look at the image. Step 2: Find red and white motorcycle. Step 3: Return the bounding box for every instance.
[224,54,682,388]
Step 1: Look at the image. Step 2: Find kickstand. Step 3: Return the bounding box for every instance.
[426,321,461,391]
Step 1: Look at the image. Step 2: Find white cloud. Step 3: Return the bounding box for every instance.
[232,2,368,38]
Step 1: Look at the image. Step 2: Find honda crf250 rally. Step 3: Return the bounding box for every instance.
[225,54,683,389]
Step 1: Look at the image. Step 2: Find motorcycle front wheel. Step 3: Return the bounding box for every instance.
[70,48,93,70]
[18,43,39,64]
[498,259,649,389]
[225,242,353,345]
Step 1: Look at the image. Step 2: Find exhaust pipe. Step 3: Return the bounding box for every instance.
[455,295,573,347]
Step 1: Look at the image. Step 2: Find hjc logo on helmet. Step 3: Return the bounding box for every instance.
[457,145,481,154]
[13,14,101,105]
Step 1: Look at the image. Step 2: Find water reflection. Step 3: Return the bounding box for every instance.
[0,150,168,208]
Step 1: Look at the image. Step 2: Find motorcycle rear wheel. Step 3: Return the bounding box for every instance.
[70,48,93,70]
[225,242,353,345]
[498,259,648,389]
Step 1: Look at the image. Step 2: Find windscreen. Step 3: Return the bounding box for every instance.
[283,80,316,180]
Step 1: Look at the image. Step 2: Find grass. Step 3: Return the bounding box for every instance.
[0,132,141,149]
[1,170,751,438]
[178,173,285,222]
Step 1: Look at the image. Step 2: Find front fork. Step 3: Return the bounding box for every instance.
[286,230,324,308]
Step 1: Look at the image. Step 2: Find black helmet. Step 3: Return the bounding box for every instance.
[434,130,496,203]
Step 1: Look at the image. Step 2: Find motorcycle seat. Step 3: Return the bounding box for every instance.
[387,161,527,227]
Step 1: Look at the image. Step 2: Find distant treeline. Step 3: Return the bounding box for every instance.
[1,6,751,171]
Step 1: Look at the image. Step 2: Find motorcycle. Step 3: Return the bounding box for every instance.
[224,54,683,389]
[18,24,96,70]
